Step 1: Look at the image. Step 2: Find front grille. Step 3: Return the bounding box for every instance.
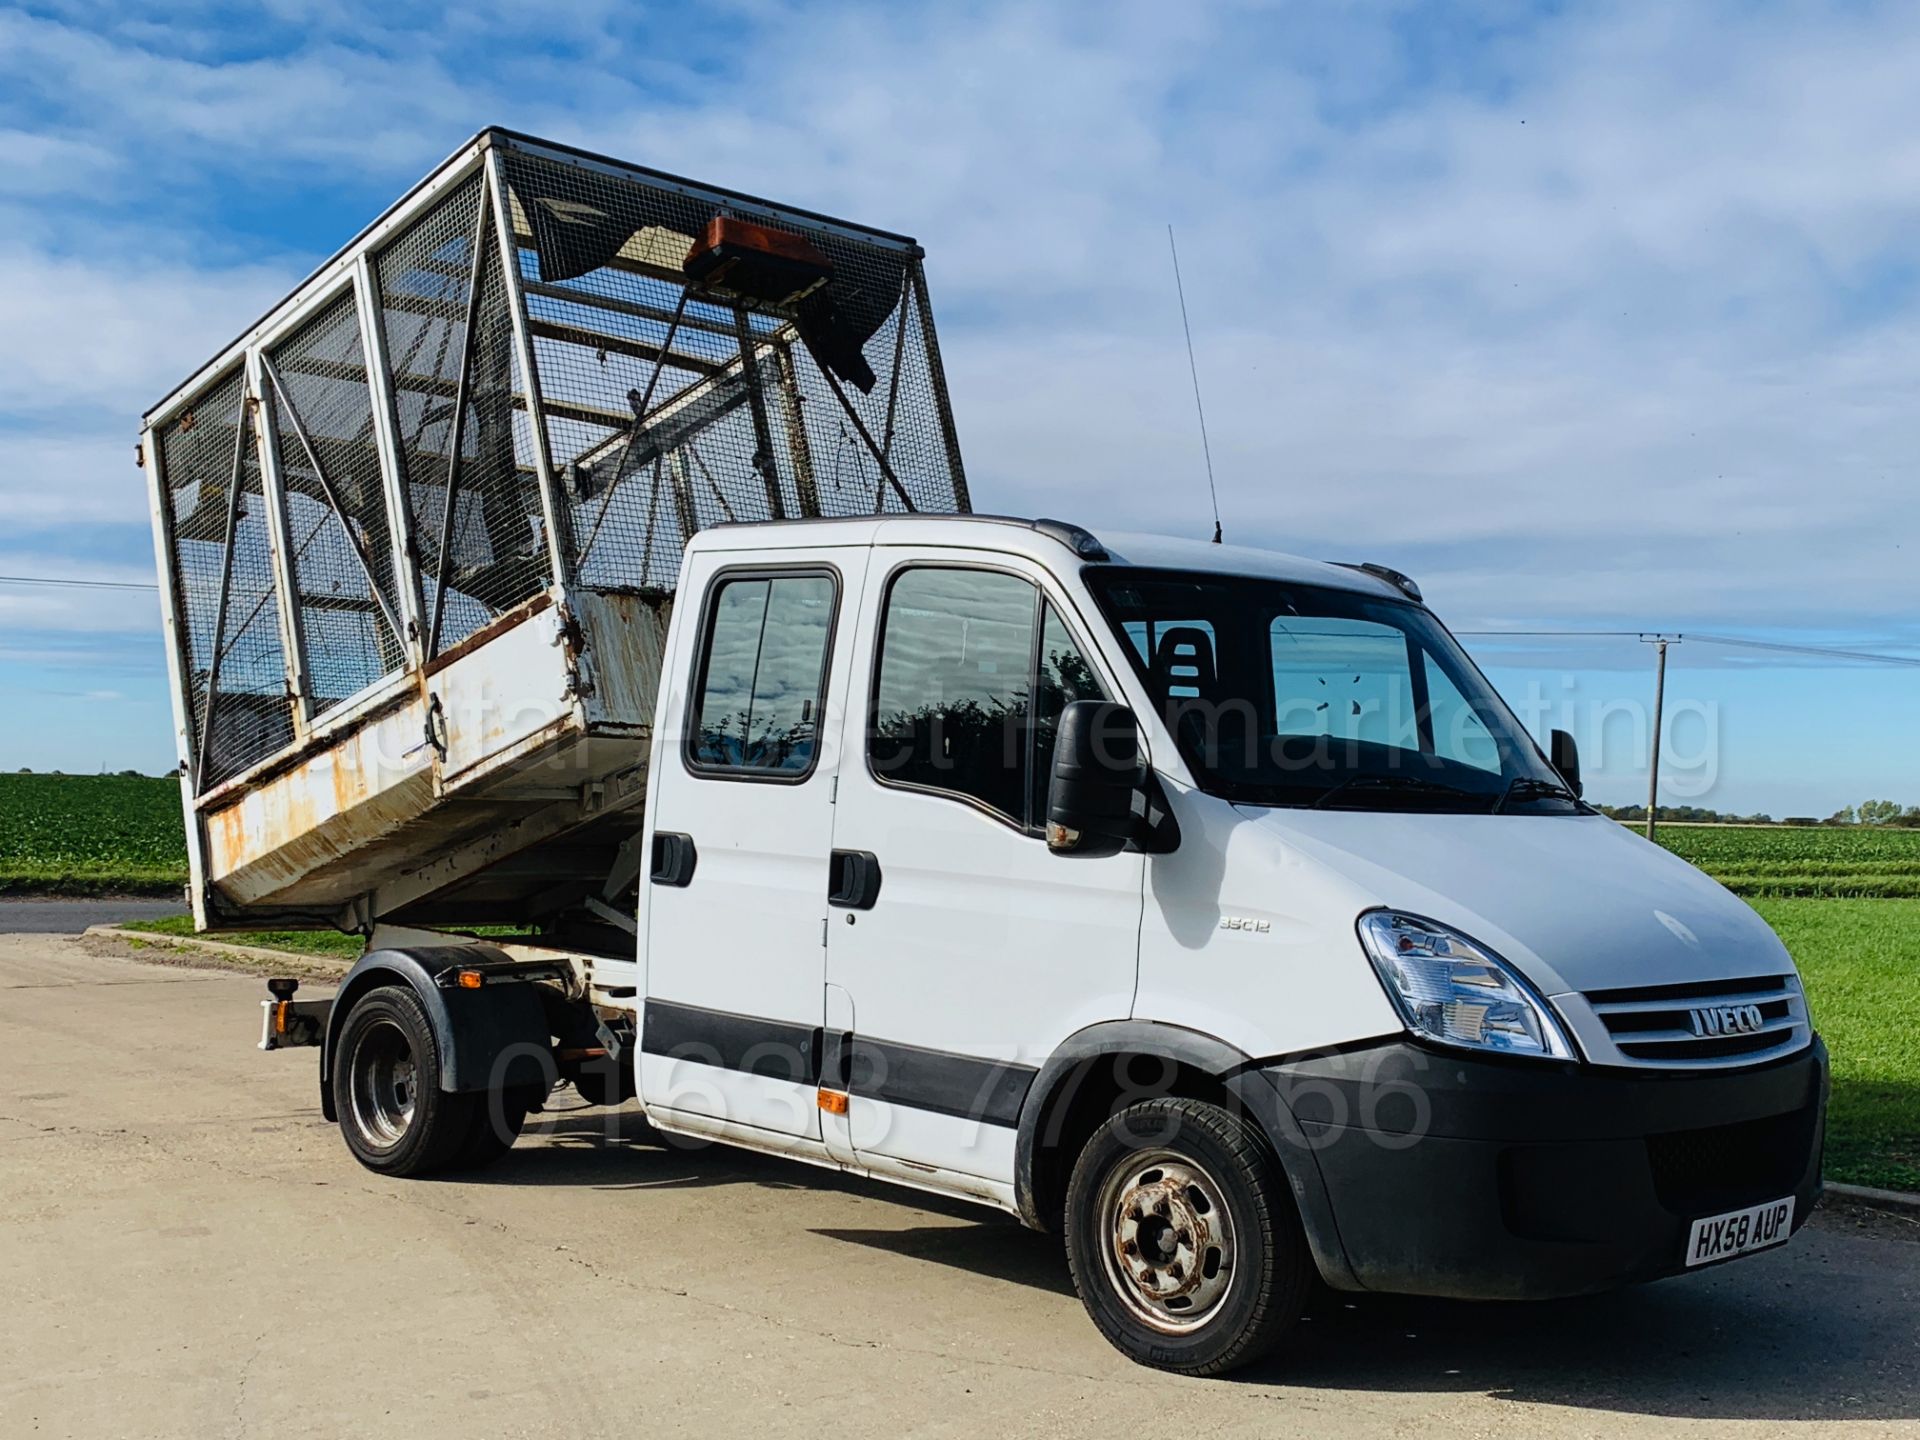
[1646,1107,1818,1215]
[1583,973,1809,1069]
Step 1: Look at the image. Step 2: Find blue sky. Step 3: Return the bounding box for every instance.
[0,0,1915,815]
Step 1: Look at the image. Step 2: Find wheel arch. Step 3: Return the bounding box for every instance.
[319,946,552,1121]
[1013,1019,1359,1291]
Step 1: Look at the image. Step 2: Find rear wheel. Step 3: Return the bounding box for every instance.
[452,1088,529,1169]
[1064,1097,1310,1376]
[568,1060,634,1109]
[333,987,475,1177]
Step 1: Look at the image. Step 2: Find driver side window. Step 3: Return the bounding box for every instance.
[1029,603,1106,829]
[868,567,1106,831]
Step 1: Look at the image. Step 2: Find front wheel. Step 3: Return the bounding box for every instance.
[1064,1097,1311,1376]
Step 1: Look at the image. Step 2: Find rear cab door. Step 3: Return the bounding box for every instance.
[637,540,867,1150]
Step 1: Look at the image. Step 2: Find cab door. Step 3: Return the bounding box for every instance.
[638,551,862,1148]
[823,553,1144,1184]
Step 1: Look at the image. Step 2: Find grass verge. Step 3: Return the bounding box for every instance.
[1754,898,1920,1193]
[120,914,366,961]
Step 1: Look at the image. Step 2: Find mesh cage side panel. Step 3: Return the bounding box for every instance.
[508,337,557,592]
[160,369,241,776]
[374,171,552,656]
[498,145,964,596]
[789,272,950,517]
[217,407,299,779]
[267,291,406,709]
[160,369,297,788]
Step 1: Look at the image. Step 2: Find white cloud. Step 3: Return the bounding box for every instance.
[0,248,293,419]
[0,0,1915,655]
[0,432,153,527]
[0,248,294,549]
[0,127,120,197]
[0,11,477,174]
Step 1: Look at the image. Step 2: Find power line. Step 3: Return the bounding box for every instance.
[1457,628,1920,668]
[1166,224,1223,545]
[0,574,157,592]
[1688,632,1920,668]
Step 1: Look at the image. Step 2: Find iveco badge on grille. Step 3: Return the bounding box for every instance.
[1689,1003,1766,1038]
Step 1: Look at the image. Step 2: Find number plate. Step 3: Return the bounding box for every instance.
[1685,1196,1795,1268]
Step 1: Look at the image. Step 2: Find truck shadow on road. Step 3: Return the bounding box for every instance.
[476,1109,1914,1422]
[816,1205,1917,1422]
[1260,1256,1915,1422]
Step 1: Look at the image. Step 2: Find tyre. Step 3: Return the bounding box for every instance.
[452,1088,529,1169]
[332,986,476,1177]
[1064,1097,1311,1376]
[568,1060,633,1109]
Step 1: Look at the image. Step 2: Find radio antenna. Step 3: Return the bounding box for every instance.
[1167,224,1223,543]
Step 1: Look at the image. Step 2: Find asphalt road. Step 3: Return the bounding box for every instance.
[0,897,185,933]
[2,931,1915,1439]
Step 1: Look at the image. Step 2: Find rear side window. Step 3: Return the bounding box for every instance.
[688,571,836,776]
[869,567,1037,823]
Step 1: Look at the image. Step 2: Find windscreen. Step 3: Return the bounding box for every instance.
[1087,568,1578,813]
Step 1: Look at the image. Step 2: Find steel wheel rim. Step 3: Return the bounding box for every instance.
[348,1019,418,1149]
[1094,1147,1237,1334]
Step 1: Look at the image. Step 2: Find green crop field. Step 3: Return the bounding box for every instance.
[0,772,187,895]
[1652,822,1920,899]
[6,774,1913,899]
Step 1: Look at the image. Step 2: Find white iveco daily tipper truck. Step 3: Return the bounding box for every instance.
[144,130,1826,1376]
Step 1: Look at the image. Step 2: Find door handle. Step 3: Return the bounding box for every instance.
[650,831,698,887]
[827,849,882,909]
[820,1027,853,1091]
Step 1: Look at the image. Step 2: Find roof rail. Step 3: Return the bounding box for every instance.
[708,511,1110,561]
[1336,561,1423,602]
[1031,518,1109,561]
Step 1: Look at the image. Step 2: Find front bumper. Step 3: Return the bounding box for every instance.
[1255,1036,1828,1301]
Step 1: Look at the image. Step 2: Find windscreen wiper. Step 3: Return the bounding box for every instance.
[1494,776,1584,814]
[1309,774,1481,810]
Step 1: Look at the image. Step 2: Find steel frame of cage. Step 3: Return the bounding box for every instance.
[142,135,967,925]
[142,129,968,911]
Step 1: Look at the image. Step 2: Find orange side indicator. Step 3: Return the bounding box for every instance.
[817,1088,850,1116]
[455,970,484,990]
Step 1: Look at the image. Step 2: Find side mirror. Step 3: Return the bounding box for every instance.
[1549,728,1583,798]
[1047,700,1141,858]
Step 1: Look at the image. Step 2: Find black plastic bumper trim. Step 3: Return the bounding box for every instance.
[1256,1036,1829,1301]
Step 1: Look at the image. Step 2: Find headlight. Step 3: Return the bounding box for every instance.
[1357,910,1575,1061]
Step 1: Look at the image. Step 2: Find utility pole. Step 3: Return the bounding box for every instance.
[1641,635,1679,840]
